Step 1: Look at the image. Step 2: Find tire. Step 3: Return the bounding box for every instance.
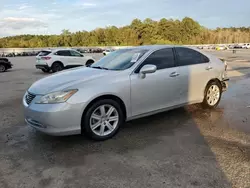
[0,64,6,72]
[202,81,222,108]
[42,68,50,73]
[82,99,124,141]
[51,62,63,73]
[85,60,94,67]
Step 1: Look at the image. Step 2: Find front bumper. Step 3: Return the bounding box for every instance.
[36,64,50,70]
[23,93,85,136]
[6,62,13,69]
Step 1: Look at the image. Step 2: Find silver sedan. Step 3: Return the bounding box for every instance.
[23,45,229,140]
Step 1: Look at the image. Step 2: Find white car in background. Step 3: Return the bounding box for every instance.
[36,49,95,73]
[103,49,114,56]
[242,44,250,49]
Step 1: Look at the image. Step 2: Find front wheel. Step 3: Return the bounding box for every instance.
[0,64,6,72]
[82,99,124,141]
[202,81,222,108]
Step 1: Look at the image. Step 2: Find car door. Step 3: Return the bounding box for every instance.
[130,48,180,117]
[55,50,73,67]
[69,50,86,66]
[174,47,214,104]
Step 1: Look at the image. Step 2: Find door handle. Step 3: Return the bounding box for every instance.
[169,72,180,77]
[206,66,213,70]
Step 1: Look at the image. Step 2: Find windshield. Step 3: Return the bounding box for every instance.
[91,49,148,70]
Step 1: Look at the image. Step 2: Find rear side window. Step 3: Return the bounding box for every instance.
[70,50,82,57]
[38,51,51,56]
[55,50,71,56]
[175,47,209,66]
[135,48,175,73]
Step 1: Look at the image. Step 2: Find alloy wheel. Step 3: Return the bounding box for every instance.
[90,104,119,136]
[206,85,220,106]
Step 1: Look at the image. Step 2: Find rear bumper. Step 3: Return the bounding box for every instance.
[3,60,13,69]
[36,64,50,70]
[6,63,13,69]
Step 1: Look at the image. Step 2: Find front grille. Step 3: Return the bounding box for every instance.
[25,92,36,105]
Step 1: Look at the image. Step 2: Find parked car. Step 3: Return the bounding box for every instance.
[0,58,13,72]
[75,48,88,53]
[228,45,235,49]
[234,44,243,49]
[103,49,114,56]
[23,45,229,140]
[216,45,228,50]
[6,53,15,57]
[92,48,103,53]
[35,49,95,73]
[242,44,250,49]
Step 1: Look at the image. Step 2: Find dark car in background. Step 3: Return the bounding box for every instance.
[234,44,243,49]
[0,58,13,72]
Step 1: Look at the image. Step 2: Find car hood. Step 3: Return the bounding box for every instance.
[28,67,118,95]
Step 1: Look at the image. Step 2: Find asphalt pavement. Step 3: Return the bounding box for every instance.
[0,54,249,188]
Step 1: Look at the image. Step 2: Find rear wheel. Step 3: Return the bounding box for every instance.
[51,62,63,73]
[82,99,124,141]
[202,81,222,108]
[0,64,6,72]
[85,60,94,67]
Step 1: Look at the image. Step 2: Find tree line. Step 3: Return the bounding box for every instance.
[0,17,250,48]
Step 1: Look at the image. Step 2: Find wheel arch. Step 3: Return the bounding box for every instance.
[204,78,222,95]
[52,61,64,68]
[0,62,7,66]
[81,94,127,130]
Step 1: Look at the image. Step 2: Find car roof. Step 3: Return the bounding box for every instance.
[49,48,75,52]
[39,49,52,52]
[117,45,215,59]
[120,45,189,51]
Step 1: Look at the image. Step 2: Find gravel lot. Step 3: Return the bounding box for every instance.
[0,52,249,188]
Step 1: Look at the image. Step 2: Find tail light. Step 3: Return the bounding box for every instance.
[41,56,51,60]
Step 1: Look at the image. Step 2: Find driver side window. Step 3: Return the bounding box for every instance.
[135,48,175,73]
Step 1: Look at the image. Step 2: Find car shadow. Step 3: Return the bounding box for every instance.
[6,104,228,187]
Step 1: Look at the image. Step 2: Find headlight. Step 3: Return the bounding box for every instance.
[36,89,78,104]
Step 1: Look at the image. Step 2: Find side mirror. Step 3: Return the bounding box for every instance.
[80,54,84,57]
[139,64,157,79]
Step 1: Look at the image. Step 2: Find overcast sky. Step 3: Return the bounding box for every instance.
[0,0,249,37]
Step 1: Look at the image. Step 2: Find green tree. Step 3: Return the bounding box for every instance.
[1,17,250,47]
[61,29,71,35]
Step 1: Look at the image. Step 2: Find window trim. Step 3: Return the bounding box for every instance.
[174,47,210,67]
[133,47,177,74]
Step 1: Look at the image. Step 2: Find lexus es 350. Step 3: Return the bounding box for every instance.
[23,45,228,140]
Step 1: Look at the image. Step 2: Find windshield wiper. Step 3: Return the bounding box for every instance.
[91,66,109,70]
